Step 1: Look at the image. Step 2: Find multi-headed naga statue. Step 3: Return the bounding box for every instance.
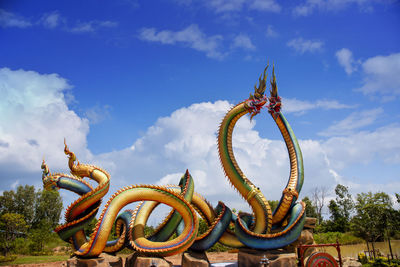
[42,64,306,258]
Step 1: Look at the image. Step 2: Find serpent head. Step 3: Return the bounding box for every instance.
[267,65,282,116]
[41,159,59,191]
[246,64,269,120]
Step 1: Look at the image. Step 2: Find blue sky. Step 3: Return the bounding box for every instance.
[1,0,399,219]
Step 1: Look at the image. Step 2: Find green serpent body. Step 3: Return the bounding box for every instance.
[41,65,306,257]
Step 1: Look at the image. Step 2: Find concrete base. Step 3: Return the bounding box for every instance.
[238,248,296,267]
[125,252,173,267]
[181,250,210,267]
[67,253,123,267]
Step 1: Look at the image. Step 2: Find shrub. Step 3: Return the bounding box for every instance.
[207,242,230,252]
[358,252,368,264]
[13,237,32,255]
[0,255,17,263]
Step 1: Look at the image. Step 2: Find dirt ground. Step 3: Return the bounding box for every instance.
[2,252,238,266]
[165,251,238,265]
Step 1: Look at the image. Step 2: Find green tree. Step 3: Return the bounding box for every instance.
[302,196,318,219]
[0,213,28,255]
[0,186,63,254]
[198,217,209,235]
[33,189,63,229]
[15,185,36,226]
[28,220,53,253]
[0,190,16,215]
[326,184,354,232]
[351,192,393,258]
[0,186,36,227]
[84,217,98,236]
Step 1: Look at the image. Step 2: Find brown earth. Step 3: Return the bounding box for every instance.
[1,252,238,266]
[165,251,238,265]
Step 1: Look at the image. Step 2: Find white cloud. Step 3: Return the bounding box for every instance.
[138,24,225,59]
[69,20,118,33]
[336,48,358,75]
[287,37,324,54]
[92,100,352,212]
[266,25,278,38]
[249,0,281,12]
[292,0,392,16]
[96,100,400,211]
[1,69,398,222]
[355,53,400,100]
[283,98,355,114]
[0,9,32,28]
[40,11,63,29]
[322,123,400,169]
[319,108,383,136]
[0,68,91,176]
[232,34,256,50]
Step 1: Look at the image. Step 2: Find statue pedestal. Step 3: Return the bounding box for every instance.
[67,253,123,267]
[125,252,172,267]
[181,250,210,267]
[238,248,296,267]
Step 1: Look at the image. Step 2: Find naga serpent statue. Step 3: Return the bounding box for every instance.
[41,64,306,258]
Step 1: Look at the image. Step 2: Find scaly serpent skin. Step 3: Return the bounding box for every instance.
[42,144,198,257]
[41,64,306,257]
[217,65,306,249]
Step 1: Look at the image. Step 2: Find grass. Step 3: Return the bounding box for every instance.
[0,255,70,266]
[314,232,364,245]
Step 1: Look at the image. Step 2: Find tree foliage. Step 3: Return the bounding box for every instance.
[302,196,318,218]
[351,191,394,243]
[0,185,62,230]
[325,184,354,232]
[0,185,63,255]
[0,213,28,255]
[33,190,63,229]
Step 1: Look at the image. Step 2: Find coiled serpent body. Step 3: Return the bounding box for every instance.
[41,64,306,257]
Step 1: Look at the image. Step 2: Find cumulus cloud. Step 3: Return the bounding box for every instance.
[138,24,225,59]
[94,100,393,213]
[0,68,91,190]
[287,37,324,54]
[355,53,400,100]
[1,69,399,221]
[232,34,256,50]
[322,123,400,169]
[1,66,398,220]
[283,98,355,114]
[292,0,392,16]
[318,108,383,136]
[336,48,358,75]
[0,9,32,28]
